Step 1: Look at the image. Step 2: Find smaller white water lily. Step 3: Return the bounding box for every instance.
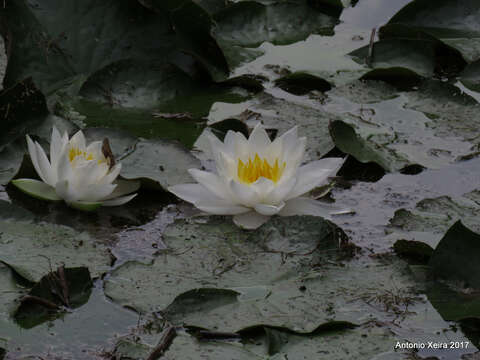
[12,127,139,211]
[169,124,346,229]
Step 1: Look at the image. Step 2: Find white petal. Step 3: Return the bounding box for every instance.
[70,160,103,188]
[55,179,75,202]
[286,158,344,200]
[78,183,117,202]
[188,169,231,201]
[99,163,122,185]
[57,145,73,182]
[233,211,270,229]
[279,197,349,219]
[103,179,140,200]
[229,179,259,206]
[169,183,222,204]
[50,127,65,174]
[282,137,306,174]
[195,199,250,215]
[250,177,275,199]
[254,202,285,216]
[223,130,239,157]
[86,140,103,156]
[26,135,43,181]
[280,127,299,157]
[101,193,138,206]
[264,175,296,204]
[34,142,56,186]
[248,123,271,154]
[69,130,86,150]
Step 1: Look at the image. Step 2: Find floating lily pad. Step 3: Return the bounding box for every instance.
[385,0,480,63]
[119,138,200,189]
[0,201,112,282]
[2,0,175,98]
[14,267,93,329]
[326,80,480,171]
[212,1,339,69]
[349,38,437,81]
[274,72,332,95]
[104,216,426,333]
[429,221,480,289]
[387,190,480,250]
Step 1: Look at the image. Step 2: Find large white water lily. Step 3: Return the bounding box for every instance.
[169,124,346,229]
[12,127,139,211]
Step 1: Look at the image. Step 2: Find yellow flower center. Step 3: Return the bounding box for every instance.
[69,147,93,162]
[69,147,105,165]
[237,153,286,184]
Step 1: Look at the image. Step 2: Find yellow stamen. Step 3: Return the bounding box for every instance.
[237,153,286,184]
[68,147,95,162]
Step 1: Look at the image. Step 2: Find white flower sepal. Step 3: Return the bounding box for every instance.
[169,124,347,229]
[12,127,139,211]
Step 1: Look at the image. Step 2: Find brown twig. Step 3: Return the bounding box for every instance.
[146,326,177,360]
[21,295,59,310]
[195,330,241,341]
[57,265,70,307]
[367,27,376,67]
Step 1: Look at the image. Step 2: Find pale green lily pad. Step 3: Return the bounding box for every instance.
[385,0,480,63]
[2,0,175,97]
[326,80,480,171]
[11,179,62,202]
[387,190,480,250]
[69,201,103,212]
[212,1,339,69]
[349,38,437,80]
[120,138,200,189]
[105,216,424,333]
[0,201,112,282]
[0,141,25,186]
[429,220,480,289]
[113,332,263,360]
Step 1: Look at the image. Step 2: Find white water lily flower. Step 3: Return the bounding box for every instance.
[12,127,139,211]
[169,124,346,229]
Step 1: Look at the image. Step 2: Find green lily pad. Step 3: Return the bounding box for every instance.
[387,190,480,250]
[104,216,425,333]
[0,140,26,186]
[14,267,93,329]
[326,80,480,171]
[212,1,339,69]
[117,138,200,190]
[0,201,112,282]
[2,0,175,98]
[384,0,480,63]
[429,221,480,289]
[274,72,332,95]
[459,59,480,92]
[349,38,437,81]
[0,78,48,146]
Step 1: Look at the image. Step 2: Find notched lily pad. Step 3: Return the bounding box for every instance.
[429,221,480,289]
[212,1,339,69]
[14,266,93,329]
[0,202,112,282]
[387,191,480,250]
[105,216,425,333]
[274,72,332,95]
[120,138,200,190]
